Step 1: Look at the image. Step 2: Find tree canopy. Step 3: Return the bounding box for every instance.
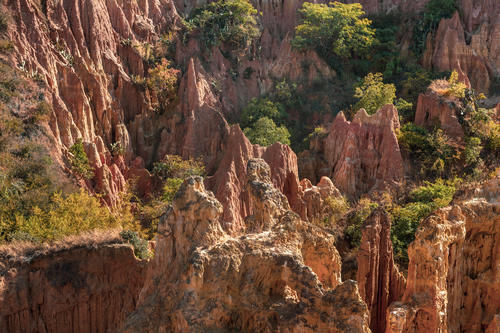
[354,72,396,114]
[243,117,291,146]
[187,0,260,49]
[292,1,375,59]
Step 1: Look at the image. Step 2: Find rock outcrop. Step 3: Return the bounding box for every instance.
[424,6,500,93]
[0,234,147,333]
[121,161,371,332]
[414,82,465,140]
[357,209,406,333]
[387,176,500,332]
[299,105,404,198]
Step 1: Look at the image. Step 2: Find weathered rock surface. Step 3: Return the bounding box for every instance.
[121,161,371,332]
[0,236,147,333]
[357,209,406,333]
[300,105,404,198]
[414,82,465,140]
[424,6,500,93]
[387,176,500,332]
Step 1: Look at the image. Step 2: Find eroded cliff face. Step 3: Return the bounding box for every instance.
[424,1,500,93]
[387,176,500,333]
[0,234,147,333]
[121,160,371,332]
[299,105,404,198]
[414,81,465,141]
[357,209,406,333]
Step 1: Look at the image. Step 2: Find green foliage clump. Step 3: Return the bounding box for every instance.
[398,124,458,178]
[1,189,119,242]
[131,155,206,239]
[464,136,482,167]
[69,139,94,180]
[240,98,285,129]
[293,2,375,60]
[120,230,152,259]
[354,73,396,114]
[322,195,350,226]
[147,58,180,111]
[391,179,456,267]
[186,0,259,49]
[412,0,457,56]
[153,154,205,182]
[345,198,378,248]
[308,126,328,140]
[243,117,291,146]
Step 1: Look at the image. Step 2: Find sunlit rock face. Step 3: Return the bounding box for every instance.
[120,161,371,332]
[387,176,500,333]
[300,105,404,199]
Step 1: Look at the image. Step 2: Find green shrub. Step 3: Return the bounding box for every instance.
[293,2,375,60]
[308,126,328,140]
[240,97,286,128]
[398,124,458,178]
[69,139,94,179]
[186,0,259,49]
[110,142,125,156]
[354,72,396,114]
[243,117,291,146]
[323,195,350,226]
[120,230,152,259]
[1,190,118,242]
[147,58,180,111]
[162,177,184,203]
[464,136,482,167]
[391,179,456,267]
[152,155,205,181]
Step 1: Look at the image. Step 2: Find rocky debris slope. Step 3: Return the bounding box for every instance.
[424,1,500,93]
[299,105,404,198]
[357,209,406,333]
[386,176,500,333]
[0,234,147,333]
[121,159,371,332]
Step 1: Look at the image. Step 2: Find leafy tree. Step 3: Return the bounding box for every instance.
[187,0,259,49]
[293,2,375,59]
[69,139,94,179]
[147,58,180,111]
[354,73,396,114]
[243,117,291,146]
[464,137,482,167]
[240,98,286,128]
[445,70,467,98]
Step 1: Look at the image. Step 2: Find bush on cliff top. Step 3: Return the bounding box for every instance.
[390,179,457,268]
[293,2,375,60]
[354,72,396,114]
[186,0,259,49]
[243,117,291,146]
[1,189,119,242]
